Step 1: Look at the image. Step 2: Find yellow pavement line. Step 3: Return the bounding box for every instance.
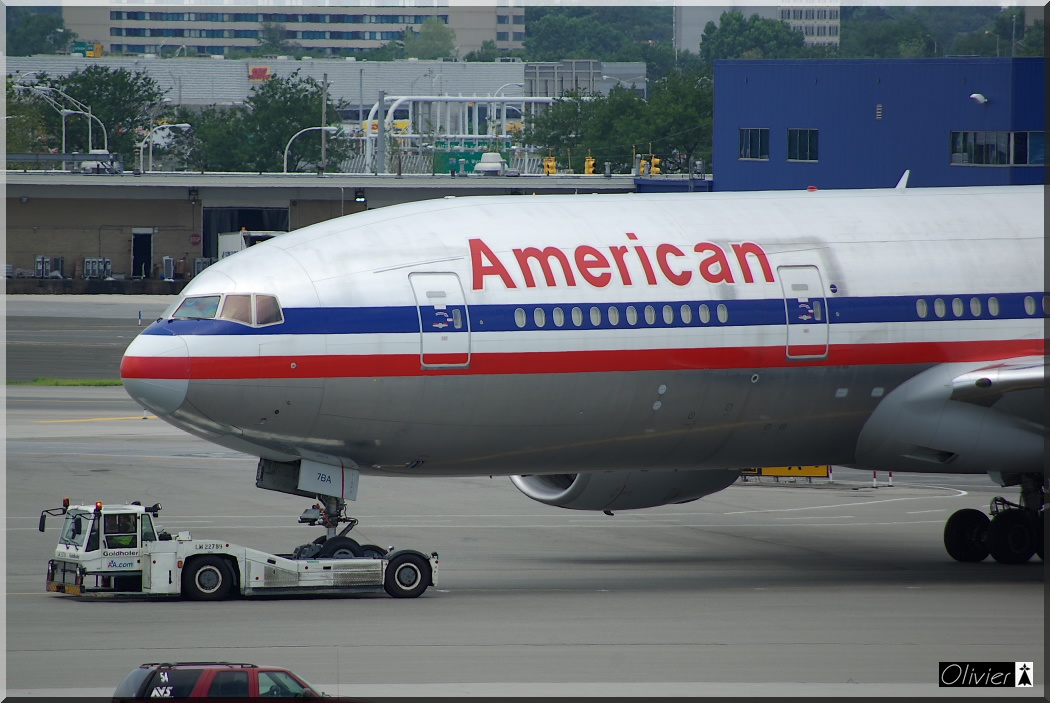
[36,415,157,424]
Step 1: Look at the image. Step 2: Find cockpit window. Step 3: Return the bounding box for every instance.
[256,295,284,326]
[171,296,220,320]
[220,294,253,325]
[167,293,283,328]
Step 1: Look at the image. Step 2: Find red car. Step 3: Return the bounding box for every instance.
[113,661,326,699]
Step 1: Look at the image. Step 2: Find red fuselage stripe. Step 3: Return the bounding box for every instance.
[120,340,1043,380]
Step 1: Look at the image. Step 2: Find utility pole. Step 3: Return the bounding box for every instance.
[320,73,328,174]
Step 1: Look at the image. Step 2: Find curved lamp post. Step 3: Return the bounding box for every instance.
[284,126,340,173]
[60,109,108,152]
[493,82,524,141]
[138,123,191,172]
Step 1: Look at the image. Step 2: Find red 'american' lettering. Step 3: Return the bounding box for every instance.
[469,233,774,290]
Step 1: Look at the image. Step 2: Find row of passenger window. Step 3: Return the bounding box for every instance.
[915,295,1047,319]
[513,303,730,329]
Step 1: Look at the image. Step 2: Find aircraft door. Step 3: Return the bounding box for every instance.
[409,272,471,368]
[778,265,829,360]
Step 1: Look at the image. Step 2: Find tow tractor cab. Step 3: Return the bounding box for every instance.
[40,499,163,595]
[39,498,438,600]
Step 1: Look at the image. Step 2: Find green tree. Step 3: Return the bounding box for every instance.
[40,66,166,160]
[240,70,351,172]
[698,11,808,63]
[525,13,640,62]
[5,79,53,155]
[6,7,75,56]
[464,39,499,62]
[523,90,593,171]
[403,17,456,60]
[839,8,930,58]
[643,69,713,173]
[255,22,299,56]
[1017,20,1044,57]
[173,105,248,172]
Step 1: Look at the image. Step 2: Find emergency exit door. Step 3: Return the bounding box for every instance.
[778,265,829,360]
[409,272,471,368]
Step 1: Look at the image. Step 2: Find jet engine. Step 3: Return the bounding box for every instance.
[510,469,741,511]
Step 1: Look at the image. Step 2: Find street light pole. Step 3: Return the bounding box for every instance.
[284,126,340,173]
[494,82,524,143]
[139,123,191,172]
[61,109,108,151]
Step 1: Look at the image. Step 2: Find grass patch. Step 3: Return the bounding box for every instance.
[8,378,123,387]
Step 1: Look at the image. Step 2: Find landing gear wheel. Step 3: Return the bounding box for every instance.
[318,536,363,559]
[359,544,388,558]
[943,508,989,562]
[383,554,430,598]
[184,556,233,600]
[987,509,1036,564]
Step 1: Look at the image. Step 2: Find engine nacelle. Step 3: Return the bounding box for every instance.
[510,469,741,511]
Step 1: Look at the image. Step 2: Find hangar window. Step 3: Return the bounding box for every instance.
[788,128,819,162]
[738,128,769,160]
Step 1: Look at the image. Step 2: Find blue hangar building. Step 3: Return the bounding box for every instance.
[711,57,1044,191]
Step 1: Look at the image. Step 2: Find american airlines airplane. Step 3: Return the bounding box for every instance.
[121,184,1045,566]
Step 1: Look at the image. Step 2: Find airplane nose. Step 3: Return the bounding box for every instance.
[120,328,190,416]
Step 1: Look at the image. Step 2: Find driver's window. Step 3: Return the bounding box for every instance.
[258,671,309,697]
[141,514,158,543]
[85,519,100,552]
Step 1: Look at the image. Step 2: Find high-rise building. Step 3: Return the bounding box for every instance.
[61,6,525,58]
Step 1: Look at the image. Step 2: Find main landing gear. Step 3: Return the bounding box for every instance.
[944,473,1044,564]
[290,495,388,560]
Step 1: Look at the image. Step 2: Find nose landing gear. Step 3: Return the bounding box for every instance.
[291,496,388,560]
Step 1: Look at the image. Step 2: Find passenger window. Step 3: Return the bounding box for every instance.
[533,308,546,327]
[514,308,526,328]
[589,307,602,326]
[571,307,583,327]
[812,299,823,321]
[644,305,656,325]
[625,306,638,325]
[952,298,964,318]
[916,299,928,319]
[988,297,1000,316]
[969,297,981,317]
[552,307,565,328]
[208,670,249,697]
[220,294,252,324]
[1024,296,1036,315]
[934,298,946,318]
[680,304,692,324]
[451,308,463,329]
[255,295,284,326]
[607,306,620,326]
[172,295,220,320]
[716,304,728,323]
[699,304,711,324]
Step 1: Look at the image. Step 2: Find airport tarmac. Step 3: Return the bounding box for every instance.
[4,296,1045,698]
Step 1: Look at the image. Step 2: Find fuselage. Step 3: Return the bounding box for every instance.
[121,186,1045,477]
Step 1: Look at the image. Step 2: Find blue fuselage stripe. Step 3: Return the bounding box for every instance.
[144,292,1045,336]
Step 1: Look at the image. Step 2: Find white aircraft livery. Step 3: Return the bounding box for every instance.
[121,185,1046,564]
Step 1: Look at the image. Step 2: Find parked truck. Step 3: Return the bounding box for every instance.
[39,499,437,600]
